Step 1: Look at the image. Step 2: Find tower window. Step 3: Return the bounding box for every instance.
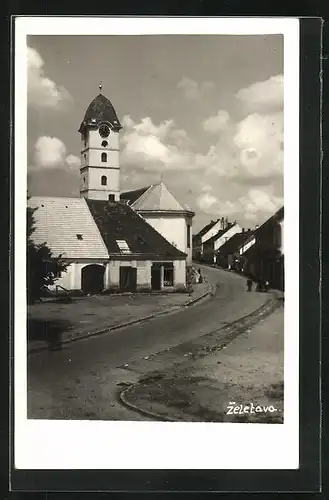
[108,194,115,202]
[101,140,108,147]
[101,152,107,162]
[83,176,86,184]
[101,175,107,186]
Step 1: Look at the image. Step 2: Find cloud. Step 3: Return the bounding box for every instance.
[28,46,72,110]
[65,154,81,170]
[178,77,215,99]
[236,74,283,113]
[202,110,230,133]
[196,185,283,224]
[196,192,218,212]
[33,136,80,170]
[233,111,283,178]
[121,115,195,171]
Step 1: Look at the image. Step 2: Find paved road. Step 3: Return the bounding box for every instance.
[27,265,269,420]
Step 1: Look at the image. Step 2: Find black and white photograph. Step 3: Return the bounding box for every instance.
[14,17,300,471]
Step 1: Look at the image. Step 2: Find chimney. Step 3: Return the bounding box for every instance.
[255,224,259,230]
[248,228,251,232]
[242,228,245,233]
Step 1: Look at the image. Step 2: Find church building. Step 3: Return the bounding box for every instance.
[28,89,194,294]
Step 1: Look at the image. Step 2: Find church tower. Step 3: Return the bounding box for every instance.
[78,87,122,201]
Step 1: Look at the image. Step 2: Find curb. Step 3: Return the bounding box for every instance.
[119,387,176,422]
[119,293,282,420]
[28,283,213,356]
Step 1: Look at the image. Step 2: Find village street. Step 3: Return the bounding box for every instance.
[27,265,277,420]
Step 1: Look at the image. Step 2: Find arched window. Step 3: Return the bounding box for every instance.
[101,140,108,147]
[101,152,107,162]
[101,175,107,186]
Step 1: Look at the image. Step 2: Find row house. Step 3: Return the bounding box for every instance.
[239,207,284,291]
[202,222,242,264]
[215,229,254,270]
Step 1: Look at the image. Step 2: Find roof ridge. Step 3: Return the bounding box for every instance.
[159,183,186,211]
[130,184,154,208]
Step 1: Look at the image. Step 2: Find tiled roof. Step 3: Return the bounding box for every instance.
[196,219,220,238]
[28,197,109,259]
[78,93,122,133]
[120,186,151,205]
[216,231,254,255]
[130,182,193,213]
[86,199,186,259]
[205,224,235,245]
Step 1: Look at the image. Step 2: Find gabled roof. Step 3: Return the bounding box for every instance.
[204,223,236,245]
[28,196,109,259]
[216,231,254,256]
[78,93,122,134]
[195,219,220,238]
[120,186,151,205]
[86,199,186,259]
[128,182,193,213]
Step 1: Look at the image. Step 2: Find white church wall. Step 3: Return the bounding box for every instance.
[88,128,119,150]
[88,149,119,168]
[142,215,192,264]
[87,167,120,195]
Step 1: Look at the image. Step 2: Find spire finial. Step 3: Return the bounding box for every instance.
[99,81,103,93]
[160,171,164,184]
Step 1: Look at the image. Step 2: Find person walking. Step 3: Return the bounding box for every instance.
[247,278,253,292]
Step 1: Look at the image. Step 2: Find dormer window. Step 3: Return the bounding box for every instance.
[76,234,83,240]
[101,152,107,162]
[116,240,131,254]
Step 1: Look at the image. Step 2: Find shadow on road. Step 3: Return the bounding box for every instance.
[27,317,73,350]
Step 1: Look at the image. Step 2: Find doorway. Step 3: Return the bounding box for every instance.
[119,266,137,292]
[151,263,161,290]
[81,264,105,294]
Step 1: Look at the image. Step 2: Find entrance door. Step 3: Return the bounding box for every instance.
[119,266,137,292]
[151,264,161,290]
[81,264,105,294]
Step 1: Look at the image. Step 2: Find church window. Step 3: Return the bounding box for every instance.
[108,194,115,201]
[101,152,107,162]
[101,140,108,147]
[101,175,107,186]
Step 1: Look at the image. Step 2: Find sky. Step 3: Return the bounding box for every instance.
[27,34,284,233]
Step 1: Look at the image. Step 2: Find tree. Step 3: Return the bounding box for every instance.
[27,195,68,304]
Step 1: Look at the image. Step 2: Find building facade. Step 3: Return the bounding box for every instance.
[28,89,192,294]
[121,183,194,265]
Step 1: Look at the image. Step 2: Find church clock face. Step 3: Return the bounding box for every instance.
[99,124,110,138]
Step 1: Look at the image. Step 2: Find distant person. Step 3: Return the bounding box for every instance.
[247,278,253,292]
[198,268,203,283]
[264,280,270,292]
